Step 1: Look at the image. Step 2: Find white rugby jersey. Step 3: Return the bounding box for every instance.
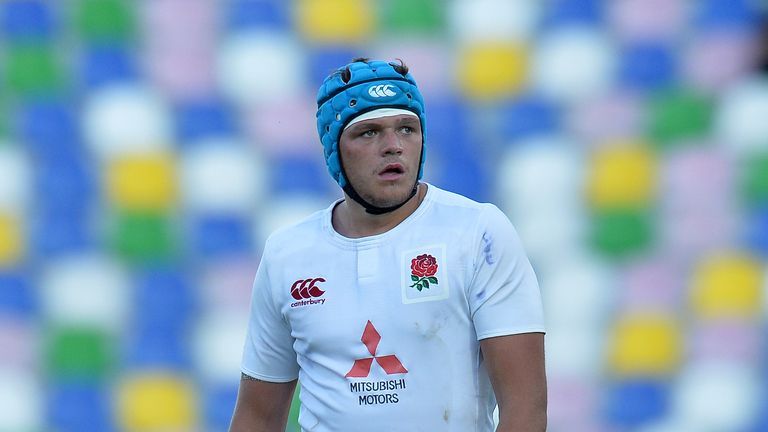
[241,184,545,432]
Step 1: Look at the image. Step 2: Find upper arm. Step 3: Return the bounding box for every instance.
[241,250,299,381]
[229,374,297,432]
[480,333,546,432]
[469,205,545,338]
[235,243,300,430]
[468,206,546,430]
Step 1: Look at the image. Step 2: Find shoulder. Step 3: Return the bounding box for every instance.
[427,185,511,229]
[426,186,521,263]
[261,205,331,261]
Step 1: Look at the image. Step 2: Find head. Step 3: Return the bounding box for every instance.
[316,58,427,214]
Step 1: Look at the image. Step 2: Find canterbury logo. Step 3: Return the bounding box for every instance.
[368,84,396,98]
[290,277,326,300]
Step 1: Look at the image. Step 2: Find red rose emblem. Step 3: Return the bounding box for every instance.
[411,254,438,277]
[409,254,439,292]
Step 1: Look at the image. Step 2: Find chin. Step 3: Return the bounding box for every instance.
[369,182,416,207]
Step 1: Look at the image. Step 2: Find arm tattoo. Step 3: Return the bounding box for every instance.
[241,372,266,382]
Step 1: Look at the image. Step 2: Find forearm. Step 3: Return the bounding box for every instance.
[230,414,286,432]
[496,401,547,432]
[481,333,547,432]
[229,374,296,432]
[229,406,288,432]
[496,372,547,432]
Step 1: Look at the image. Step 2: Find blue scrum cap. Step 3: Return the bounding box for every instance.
[316,59,427,187]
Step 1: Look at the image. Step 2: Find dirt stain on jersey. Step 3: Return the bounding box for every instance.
[481,231,495,265]
[443,408,450,422]
[414,320,441,339]
[414,310,449,339]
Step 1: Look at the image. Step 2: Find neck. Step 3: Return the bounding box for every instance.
[332,183,427,238]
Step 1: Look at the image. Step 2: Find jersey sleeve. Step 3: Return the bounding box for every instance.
[240,250,300,382]
[468,204,546,340]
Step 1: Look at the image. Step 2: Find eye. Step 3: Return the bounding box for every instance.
[400,126,415,134]
[361,129,377,138]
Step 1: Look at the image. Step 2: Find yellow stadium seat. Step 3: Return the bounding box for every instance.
[457,43,528,101]
[117,373,197,430]
[0,214,23,266]
[608,314,681,376]
[691,253,763,319]
[588,143,657,208]
[296,0,374,43]
[107,155,177,211]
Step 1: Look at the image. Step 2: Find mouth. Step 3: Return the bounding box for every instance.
[378,163,405,180]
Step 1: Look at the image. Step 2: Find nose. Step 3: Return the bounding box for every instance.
[381,128,403,155]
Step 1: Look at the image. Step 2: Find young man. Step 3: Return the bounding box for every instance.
[230,58,546,431]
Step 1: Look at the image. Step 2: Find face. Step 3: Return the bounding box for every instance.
[338,114,423,208]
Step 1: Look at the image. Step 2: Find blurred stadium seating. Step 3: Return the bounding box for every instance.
[0,0,767,431]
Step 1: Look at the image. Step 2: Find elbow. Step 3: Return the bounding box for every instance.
[497,400,547,432]
[533,396,548,431]
[532,408,547,432]
[528,395,548,432]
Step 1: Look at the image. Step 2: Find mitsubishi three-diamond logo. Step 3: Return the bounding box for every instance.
[346,321,408,378]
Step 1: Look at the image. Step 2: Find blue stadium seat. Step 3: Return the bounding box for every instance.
[48,381,115,432]
[425,98,489,202]
[134,268,195,331]
[272,155,331,195]
[175,99,236,144]
[746,375,768,432]
[746,209,768,257]
[543,0,603,27]
[751,396,768,432]
[192,215,253,258]
[604,379,669,428]
[35,156,95,211]
[0,272,35,317]
[427,98,470,154]
[618,42,677,91]
[204,383,240,432]
[498,94,561,140]
[80,44,137,89]
[17,101,81,156]
[438,152,488,203]
[227,0,289,30]
[307,46,360,88]
[695,0,762,30]
[31,212,92,257]
[127,268,195,369]
[751,419,768,432]
[124,326,191,370]
[0,0,55,41]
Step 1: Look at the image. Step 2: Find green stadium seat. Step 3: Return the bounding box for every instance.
[111,212,177,263]
[381,0,444,34]
[5,44,63,97]
[74,0,135,43]
[649,89,713,145]
[591,209,654,257]
[46,326,114,379]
